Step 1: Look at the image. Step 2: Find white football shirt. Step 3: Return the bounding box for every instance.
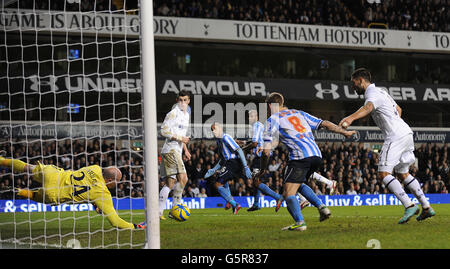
[364,83,412,142]
[160,104,190,155]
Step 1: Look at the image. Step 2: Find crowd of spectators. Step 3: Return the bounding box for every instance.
[154,0,449,32]
[11,0,138,13]
[182,140,449,199]
[1,139,448,201]
[10,0,449,33]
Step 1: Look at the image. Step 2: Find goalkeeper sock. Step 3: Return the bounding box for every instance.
[217,185,237,208]
[403,174,430,209]
[382,175,413,208]
[257,183,282,201]
[285,195,303,222]
[298,184,324,208]
[0,158,27,173]
[159,185,170,216]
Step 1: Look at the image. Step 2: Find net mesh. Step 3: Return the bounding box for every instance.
[0,0,146,249]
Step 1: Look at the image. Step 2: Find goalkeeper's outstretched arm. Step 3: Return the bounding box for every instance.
[94,197,137,230]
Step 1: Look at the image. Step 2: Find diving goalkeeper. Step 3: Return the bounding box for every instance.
[0,152,145,230]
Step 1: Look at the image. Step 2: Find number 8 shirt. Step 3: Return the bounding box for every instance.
[263,109,323,160]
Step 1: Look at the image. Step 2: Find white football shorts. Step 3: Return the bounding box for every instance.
[378,134,416,174]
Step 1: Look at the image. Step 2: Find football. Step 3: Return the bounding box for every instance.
[170,203,191,221]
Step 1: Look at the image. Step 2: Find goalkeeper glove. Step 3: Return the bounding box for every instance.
[93,203,102,215]
[134,222,146,229]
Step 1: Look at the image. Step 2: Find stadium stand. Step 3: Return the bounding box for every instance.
[2,0,448,200]
[153,0,449,32]
[10,0,449,33]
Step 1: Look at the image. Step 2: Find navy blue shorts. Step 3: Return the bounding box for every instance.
[216,158,245,185]
[283,156,322,184]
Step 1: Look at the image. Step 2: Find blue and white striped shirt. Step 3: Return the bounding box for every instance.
[264,109,322,160]
[251,121,264,157]
[217,133,240,161]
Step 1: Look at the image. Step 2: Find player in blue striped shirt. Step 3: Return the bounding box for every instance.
[243,110,284,212]
[204,122,253,215]
[256,92,355,231]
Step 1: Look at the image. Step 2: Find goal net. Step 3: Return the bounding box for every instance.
[0,0,148,249]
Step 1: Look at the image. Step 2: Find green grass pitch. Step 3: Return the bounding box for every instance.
[0,204,449,249]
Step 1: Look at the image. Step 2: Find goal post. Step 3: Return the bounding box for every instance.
[0,0,156,249]
[139,0,160,249]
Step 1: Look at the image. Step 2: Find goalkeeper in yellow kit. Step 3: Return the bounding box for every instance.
[0,152,145,230]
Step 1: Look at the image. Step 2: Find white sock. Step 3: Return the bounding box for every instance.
[172,182,184,207]
[382,175,413,208]
[159,185,171,216]
[404,174,430,209]
[297,193,307,203]
[311,172,332,187]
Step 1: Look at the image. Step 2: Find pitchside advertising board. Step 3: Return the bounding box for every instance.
[1,194,450,213]
[1,122,449,143]
[1,10,449,52]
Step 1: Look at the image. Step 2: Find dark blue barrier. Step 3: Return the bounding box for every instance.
[1,194,449,213]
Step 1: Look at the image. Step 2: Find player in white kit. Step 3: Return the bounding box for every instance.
[339,68,435,224]
[159,90,191,220]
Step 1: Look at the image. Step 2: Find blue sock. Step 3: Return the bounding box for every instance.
[258,183,283,201]
[285,195,303,223]
[299,184,324,208]
[252,189,261,207]
[224,181,232,196]
[218,185,237,208]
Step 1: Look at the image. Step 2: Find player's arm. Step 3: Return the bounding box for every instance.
[204,159,223,179]
[396,105,402,117]
[241,122,262,152]
[161,110,189,144]
[320,120,356,139]
[339,101,374,128]
[94,196,136,230]
[183,142,191,160]
[240,141,258,152]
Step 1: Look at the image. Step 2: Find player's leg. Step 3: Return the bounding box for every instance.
[173,172,188,206]
[394,138,435,221]
[159,177,175,220]
[159,153,180,219]
[247,186,261,211]
[170,150,188,207]
[0,153,35,175]
[215,160,241,214]
[0,153,42,199]
[297,193,310,209]
[249,173,284,212]
[248,160,262,211]
[297,157,331,221]
[380,171,418,224]
[215,181,240,214]
[398,172,435,221]
[310,172,337,195]
[378,138,418,224]
[282,182,306,231]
